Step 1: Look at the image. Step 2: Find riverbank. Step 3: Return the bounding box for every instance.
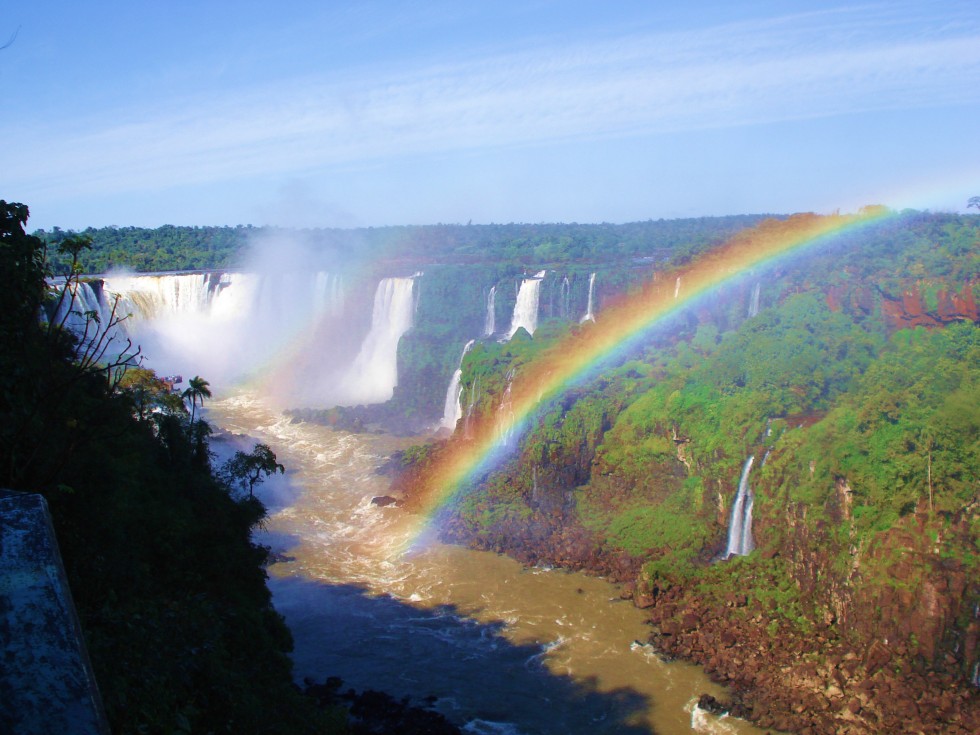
[645,583,978,735]
[426,518,980,735]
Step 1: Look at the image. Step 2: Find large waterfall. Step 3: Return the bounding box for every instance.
[725,456,756,558]
[440,339,476,431]
[341,277,416,405]
[52,271,351,401]
[580,272,596,323]
[483,286,496,337]
[507,270,546,339]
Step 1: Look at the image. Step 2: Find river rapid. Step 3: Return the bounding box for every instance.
[207,391,766,735]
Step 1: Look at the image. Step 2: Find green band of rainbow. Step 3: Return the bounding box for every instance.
[402,207,895,548]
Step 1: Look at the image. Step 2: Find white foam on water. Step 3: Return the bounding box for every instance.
[686,698,739,734]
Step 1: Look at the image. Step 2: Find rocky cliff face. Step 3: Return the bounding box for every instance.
[879,282,979,329]
[825,281,980,330]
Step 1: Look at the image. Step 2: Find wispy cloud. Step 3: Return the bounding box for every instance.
[7,4,980,202]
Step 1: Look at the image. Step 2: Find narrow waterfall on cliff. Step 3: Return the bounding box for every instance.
[580,272,596,323]
[496,368,518,446]
[341,277,416,405]
[560,276,570,320]
[674,276,682,299]
[748,281,761,318]
[440,340,476,431]
[507,270,546,339]
[725,456,756,558]
[483,286,496,337]
[463,374,480,438]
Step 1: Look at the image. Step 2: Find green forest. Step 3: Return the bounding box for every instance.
[393,209,979,732]
[1,202,349,733]
[34,215,767,274]
[6,201,979,734]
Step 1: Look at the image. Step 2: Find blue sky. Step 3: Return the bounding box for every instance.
[3,1,979,230]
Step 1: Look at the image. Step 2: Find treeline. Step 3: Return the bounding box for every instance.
[35,215,770,274]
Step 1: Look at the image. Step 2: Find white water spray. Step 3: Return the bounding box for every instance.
[507,271,546,339]
[674,276,682,300]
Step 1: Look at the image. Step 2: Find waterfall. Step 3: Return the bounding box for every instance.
[748,281,761,317]
[342,277,416,405]
[483,286,496,337]
[580,272,596,323]
[560,276,570,320]
[440,340,476,431]
[496,369,517,446]
[507,270,546,339]
[724,456,756,558]
[51,279,119,336]
[463,374,481,438]
[674,276,681,299]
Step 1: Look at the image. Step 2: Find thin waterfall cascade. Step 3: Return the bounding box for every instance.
[463,374,481,438]
[496,368,517,446]
[748,281,761,318]
[674,276,682,299]
[483,286,496,336]
[580,272,597,323]
[440,339,476,431]
[342,277,417,405]
[507,270,546,340]
[725,456,756,558]
[560,276,570,320]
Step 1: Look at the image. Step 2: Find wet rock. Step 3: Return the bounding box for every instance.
[696,693,730,716]
[371,495,401,508]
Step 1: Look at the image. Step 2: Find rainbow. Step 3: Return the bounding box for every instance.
[401,206,895,547]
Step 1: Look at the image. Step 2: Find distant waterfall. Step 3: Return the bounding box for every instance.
[496,369,518,446]
[483,286,496,337]
[560,276,571,320]
[725,456,756,558]
[440,340,476,431]
[343,277,416,405]
[674,276,681,299]
[507,270,546,339]
[748,282,761,318]
[463,375,481,438]
[580,272,596,323]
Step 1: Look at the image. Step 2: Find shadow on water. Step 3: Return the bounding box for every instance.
[268,573,655,735]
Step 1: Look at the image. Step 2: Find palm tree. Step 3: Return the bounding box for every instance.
[182,375,212,423]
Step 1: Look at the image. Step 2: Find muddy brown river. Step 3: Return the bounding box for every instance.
[208,391,766,735]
